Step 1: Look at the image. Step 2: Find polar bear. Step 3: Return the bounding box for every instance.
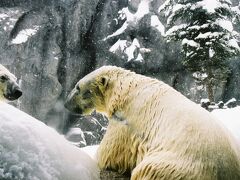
[65,66,240,180]
[0,64,22,101]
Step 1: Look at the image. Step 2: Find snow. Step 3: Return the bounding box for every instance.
[124,38,140,61]
[209,48,215,58]
[226,98,237,104]
[0,13,8,21]
[104,0,151,40]
[217,19,233,32]
[11,26,39,44]
[195,0,222,13]
[109,38,146,62]
[195,32,221,39]
[135,53,144,62]
[109,39,128,53]
[81,145,99,160]
[182,38,200,48]
[228,39,240,51]
[65,128,86,147]
[0,102,99,180]
[158,0,171,15]
[212,107,240,142]
[165,24,187,37]
[150,15,165,35]
[232,5,240,16]
[201,98,210,104]
[193,72,208,80]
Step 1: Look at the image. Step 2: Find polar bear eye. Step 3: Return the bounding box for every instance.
[0,75,8,82]
[82,90,92,99]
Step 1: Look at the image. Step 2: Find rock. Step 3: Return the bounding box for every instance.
[65,127,86,147]
[225,98,237,108]
[100,170,130,180]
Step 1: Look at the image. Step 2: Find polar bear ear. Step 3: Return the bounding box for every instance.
[100,76,108,88]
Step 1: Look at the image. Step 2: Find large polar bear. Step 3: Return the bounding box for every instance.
[0,64,22,101]
[65,66,240,180]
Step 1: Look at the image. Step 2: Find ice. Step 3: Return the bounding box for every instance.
[0,102,99,180]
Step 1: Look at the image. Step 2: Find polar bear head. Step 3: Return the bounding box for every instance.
[64,66,114,115]
[0,64,22,101]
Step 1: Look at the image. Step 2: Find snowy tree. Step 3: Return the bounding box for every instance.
[160,0,240,102]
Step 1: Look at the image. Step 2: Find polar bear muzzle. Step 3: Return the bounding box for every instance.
[64,89,83,114]
[4,79,22,101]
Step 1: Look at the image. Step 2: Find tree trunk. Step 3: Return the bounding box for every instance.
[206,67,214,102]
[206,81,214,102]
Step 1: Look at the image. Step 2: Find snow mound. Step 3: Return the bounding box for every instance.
[0,102,99,180]
[81,145,99,160]
[212,107,240,143]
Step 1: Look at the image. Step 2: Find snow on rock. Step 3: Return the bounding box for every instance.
[104,0,152,40]
[212,107,240,142]
[0,13,8,21]
[11,26,40,44]
[65,128,86,147]
[125,38,140,61]
[109,38,150,62]
[225,98,237,108]
[0,102,99,180]
[150,15,165,36]
[0,9,24,32]
[109,39,128,53]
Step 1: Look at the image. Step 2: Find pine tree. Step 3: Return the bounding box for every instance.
[160,0,240,102]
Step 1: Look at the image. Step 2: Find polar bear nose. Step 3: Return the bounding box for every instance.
[12,88,22,99]
[4,82,22,101]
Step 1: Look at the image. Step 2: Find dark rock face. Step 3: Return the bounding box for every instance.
[0,0,239,147]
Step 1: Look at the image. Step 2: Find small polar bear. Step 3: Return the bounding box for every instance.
[0,64,22,101]
[65,66,240,180]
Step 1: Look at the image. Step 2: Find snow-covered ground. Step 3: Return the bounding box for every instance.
[0,100,240,180]
[81,145,99,160]
[212,106,240,143]
[0,102,99,180]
